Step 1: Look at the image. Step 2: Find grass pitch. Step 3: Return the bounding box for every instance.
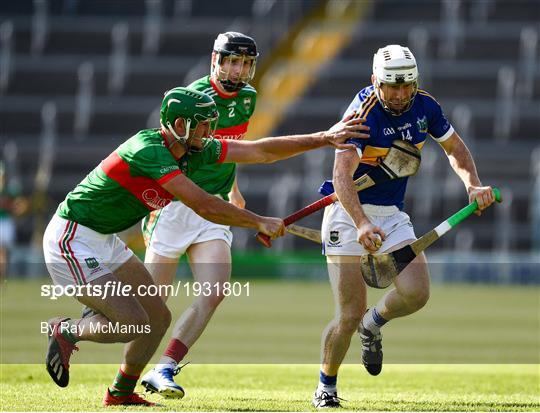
[1,279,539,411]
[1,364,538,411]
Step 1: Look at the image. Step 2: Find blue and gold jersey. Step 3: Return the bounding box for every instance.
[320,85,454,210]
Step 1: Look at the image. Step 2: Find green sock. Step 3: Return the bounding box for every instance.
[109,369,139,397]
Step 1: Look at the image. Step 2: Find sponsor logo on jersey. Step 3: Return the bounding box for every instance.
[160,165,178,174]
[214,122,249,141]
[142,189,172,209]
[383,127,395,136]
[215,144,222,160]
[214,132,246,140]
[398,122,413,141]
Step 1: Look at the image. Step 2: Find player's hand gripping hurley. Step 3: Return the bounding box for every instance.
[256,139,422,247]
[286,188,502,288]
[360,187,501,288]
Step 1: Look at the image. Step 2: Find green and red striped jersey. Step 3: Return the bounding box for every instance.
[57,129,228,234]
[187,75,257,199]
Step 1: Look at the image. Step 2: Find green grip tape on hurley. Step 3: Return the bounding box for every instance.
[447,187,502,228]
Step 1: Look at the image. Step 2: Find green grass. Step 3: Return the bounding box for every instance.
[1,364,538,411]
[1,279,539,410]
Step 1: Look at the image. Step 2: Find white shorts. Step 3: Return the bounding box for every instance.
[43,214,133,286]
[321,203,416,256]
[143,200,233,260]
[0,217,15,247]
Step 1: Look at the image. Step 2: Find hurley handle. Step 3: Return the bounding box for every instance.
[447,187,502,228]
[255,194,337,247]
[256,232,272,248]
[255,173,377,247]
[283,196,336,225]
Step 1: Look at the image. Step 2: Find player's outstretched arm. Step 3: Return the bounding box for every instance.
[439,131,495,214]
[162,174,285,239]
[222,115,369,164]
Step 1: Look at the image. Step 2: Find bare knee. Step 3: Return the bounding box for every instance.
[336,311,364,335]
[91,312,150,342]
[401,286,430,312]
[116,330,144,343]
[201,291,226,310]
[121,312,151,341]
[394,259,430,313]
[415,287,430,309]
[160,306,172,331]
[148,302,172,335]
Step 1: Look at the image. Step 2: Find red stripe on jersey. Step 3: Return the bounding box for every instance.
[214,121,249,140]
[101,152,175,211]
[210,77,238,98]
[217,139,229,164]
[157,170,181,185]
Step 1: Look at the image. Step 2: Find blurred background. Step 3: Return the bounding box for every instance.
[0,0,538,283]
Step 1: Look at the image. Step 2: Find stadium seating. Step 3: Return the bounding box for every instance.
[241,0,539,252]
[0,0,538,253]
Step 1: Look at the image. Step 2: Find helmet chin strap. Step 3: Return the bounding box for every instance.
[374,81,416,116]
[215,63,243,92]
[166,119,192,152]
[219,79,244,92]
[374,82,394,114]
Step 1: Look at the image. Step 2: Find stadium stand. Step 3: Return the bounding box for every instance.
[241,0,539,252]
[0,0,538,257]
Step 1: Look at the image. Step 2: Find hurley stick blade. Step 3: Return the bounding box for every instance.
[380,139,421,179]
[360,253,400,289]
[286,224,322,244]
[360,187,502,289]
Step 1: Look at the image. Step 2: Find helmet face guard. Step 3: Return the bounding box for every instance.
[179,108,219,153]
[211,32,258,92]
[373,45,419,116]
[160,87,219,151]
[374,80,418,116]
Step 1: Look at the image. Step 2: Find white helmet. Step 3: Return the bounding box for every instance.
[372,44,418,115]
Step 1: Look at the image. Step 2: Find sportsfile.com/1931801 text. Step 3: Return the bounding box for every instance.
[40,281,250,300]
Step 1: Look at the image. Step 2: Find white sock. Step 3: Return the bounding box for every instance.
[156,360,177,371]
[362,307,385,334]
[317,382,337,395]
